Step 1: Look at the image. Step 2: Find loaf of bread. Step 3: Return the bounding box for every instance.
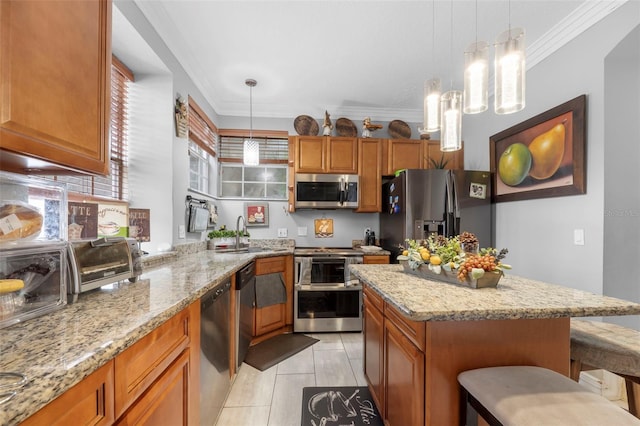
[0,203,43,241]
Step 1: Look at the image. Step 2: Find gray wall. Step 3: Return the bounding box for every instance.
[463,2,639,327]
[603,25,640,329]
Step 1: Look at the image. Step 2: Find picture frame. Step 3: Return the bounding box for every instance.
[245,202,268,227]
[490,94,586,203]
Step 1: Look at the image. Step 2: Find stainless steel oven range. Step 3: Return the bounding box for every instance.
[294,248,363,333]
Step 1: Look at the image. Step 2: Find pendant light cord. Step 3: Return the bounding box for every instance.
[249,84,253,139]
[449,0,453,90]
[431,0,435,70]
[474,0,478,44]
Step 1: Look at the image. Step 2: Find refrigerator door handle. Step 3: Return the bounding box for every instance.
[446,172,458,236]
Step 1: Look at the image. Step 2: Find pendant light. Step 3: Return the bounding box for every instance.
[440,0,462,152]
[243,78,259,166]
[419,0,440,135]
[463,0,488,114]
[494,0,525,114]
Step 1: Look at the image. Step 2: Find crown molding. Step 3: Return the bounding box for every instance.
[526,0,627,69]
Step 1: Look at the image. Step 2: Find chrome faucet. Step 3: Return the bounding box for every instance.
[236,215,247,249]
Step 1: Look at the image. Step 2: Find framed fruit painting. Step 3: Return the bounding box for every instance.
[490,94,586,202]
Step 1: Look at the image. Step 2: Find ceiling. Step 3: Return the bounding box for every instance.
[132,0,624,123]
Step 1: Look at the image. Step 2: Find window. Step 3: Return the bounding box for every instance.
[187,96,217,194]
[189,141,210,193]
[51,56,133,200]
[218,133,289,199]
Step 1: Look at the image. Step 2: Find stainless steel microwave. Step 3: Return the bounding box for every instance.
[294,174,359,209]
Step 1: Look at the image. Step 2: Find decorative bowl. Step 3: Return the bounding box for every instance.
[399,260,502,289]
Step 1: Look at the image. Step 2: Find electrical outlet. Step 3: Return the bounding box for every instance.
[574,229,585,246]
[278,228,288,237]
[298,226,307,236]
[178,225,186,239]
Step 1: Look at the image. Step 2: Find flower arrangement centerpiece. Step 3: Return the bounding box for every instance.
[396,232,511,288]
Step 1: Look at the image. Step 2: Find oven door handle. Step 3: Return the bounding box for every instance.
[296,284,362,291]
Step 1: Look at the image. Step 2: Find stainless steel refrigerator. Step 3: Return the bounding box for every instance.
[380,169,494,261]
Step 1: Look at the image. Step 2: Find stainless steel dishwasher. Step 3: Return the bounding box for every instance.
[200,279,231,425]
[236,261,255,370]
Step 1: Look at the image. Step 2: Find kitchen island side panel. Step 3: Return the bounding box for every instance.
[424,317,570,425]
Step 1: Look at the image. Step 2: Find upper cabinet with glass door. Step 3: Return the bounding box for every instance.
[0,0,112,176]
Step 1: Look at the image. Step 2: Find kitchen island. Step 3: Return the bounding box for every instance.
[0,247,292,425]
[351,264,640,425]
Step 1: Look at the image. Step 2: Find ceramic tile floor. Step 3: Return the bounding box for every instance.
[216,332,365,426]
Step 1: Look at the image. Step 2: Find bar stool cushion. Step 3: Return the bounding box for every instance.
[458,366,640,426]
[571,319,640,377]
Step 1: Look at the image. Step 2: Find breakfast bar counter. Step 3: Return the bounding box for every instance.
[350,264,640,425]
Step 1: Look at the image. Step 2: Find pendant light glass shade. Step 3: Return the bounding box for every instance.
[423,78,441,133]
[494,28,525,114]
[243,139,259,166]
[440,90,463,152]
[243,79,259,165]
[463,41,489,114]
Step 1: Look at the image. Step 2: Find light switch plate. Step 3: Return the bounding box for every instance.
[298,226,307,236]
[278,228,288,237]
[178,225,186,239]
[574,229,584,245]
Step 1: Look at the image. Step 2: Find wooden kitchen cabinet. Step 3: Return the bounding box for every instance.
[116,349,191,426]
[424,140,464,170]
[362,284,425,425]
[21,361,115,426]
[363,285,385,418]
[21,302,200,426]
[0,0,112,175]
[363,255,389,264]
[356,138,382,212]
[253,255,294,339]
[382,139,424,175]
[114,301,200,424]
[294,136,358,174]
[381,139,465,175]
[384,315,425,426]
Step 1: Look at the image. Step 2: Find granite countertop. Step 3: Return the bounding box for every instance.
[351,264,640,322]
[0,247,292,425]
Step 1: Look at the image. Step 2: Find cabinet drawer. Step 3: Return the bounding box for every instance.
[115,349,191,426]
[384,302,425,352]
[255,256,287,275]
[363,284,384,313]
[22,361,114,426]
[363,255,389,264]
[114,305,194,417]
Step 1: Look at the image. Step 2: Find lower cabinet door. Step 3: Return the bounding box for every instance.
[116,349,191,426]
[363,298,385,416]
[21,361,114,426]
[254,303,286,336]
[384,318,425,426]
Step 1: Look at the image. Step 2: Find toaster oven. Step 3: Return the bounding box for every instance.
[0,242,68,329]
[68,237,140,298]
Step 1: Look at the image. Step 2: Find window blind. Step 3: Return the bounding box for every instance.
[218,135,289,164]
[188,96,217,157]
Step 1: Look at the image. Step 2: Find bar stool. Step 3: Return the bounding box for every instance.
[570,319,640,418]
[458,366,640,425]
